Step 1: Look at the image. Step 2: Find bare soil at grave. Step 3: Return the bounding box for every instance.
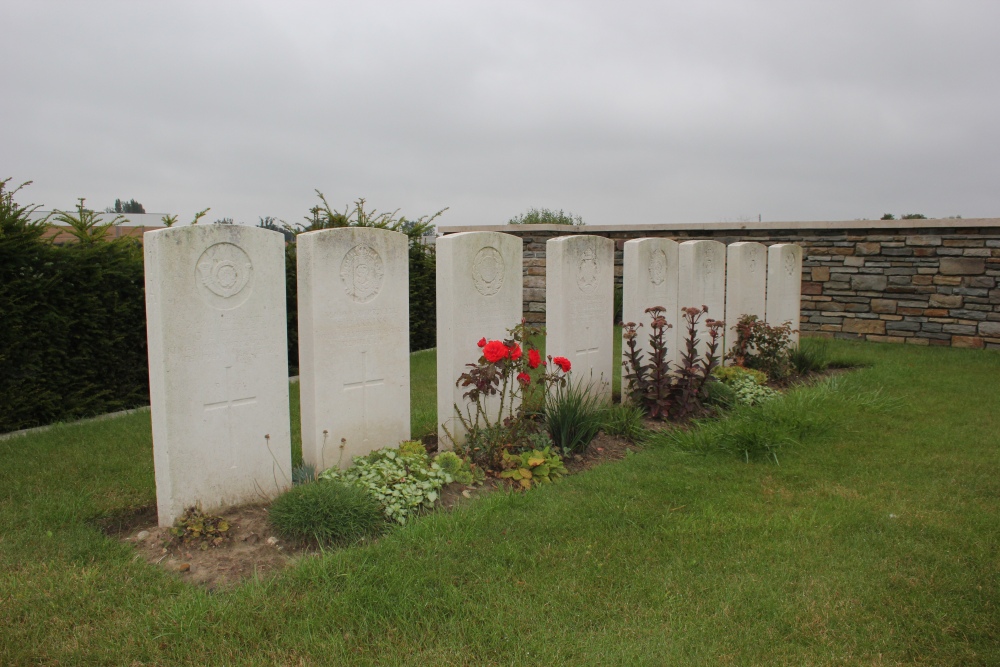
[115,432,640,591]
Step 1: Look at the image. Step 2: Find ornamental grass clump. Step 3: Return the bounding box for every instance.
[544,378,606,454]
[269,480,386,547]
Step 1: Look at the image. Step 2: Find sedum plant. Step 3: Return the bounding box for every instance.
[319,446,452,524]
[621,305,724,421]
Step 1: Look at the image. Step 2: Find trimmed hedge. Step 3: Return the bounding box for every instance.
[0,199,149,431]
[0,184,438,432]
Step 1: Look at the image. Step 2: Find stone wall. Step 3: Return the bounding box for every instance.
[438,219,1000,349]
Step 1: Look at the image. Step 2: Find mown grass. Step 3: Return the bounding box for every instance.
[1,340,998,665]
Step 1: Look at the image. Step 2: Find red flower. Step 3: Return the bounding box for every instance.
[528,348,542,369]
[516,372,531,385]
[508,343,522,361]
[553,356,572,373]
[477,337,487,348]
[482,340,508,363]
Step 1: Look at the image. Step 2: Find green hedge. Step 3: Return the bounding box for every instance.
[0,201,149,432]
[1,186,438,432]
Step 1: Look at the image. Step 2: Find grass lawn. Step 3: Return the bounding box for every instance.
[1,340,998,665]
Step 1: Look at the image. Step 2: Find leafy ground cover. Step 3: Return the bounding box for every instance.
[1,340,998,665]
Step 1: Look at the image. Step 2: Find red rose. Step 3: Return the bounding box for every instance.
[508,343,522,361]
[477,337,487,348]
[553,356,572,372]
[482,340,508,363]
[516,372,531,385]
[528,348,542,369]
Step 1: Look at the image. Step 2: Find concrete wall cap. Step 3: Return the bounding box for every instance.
[440,219,1000,235]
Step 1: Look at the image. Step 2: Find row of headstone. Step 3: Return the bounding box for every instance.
[146,225,412,526]
[145,226,800,526]
[625,239,802,367]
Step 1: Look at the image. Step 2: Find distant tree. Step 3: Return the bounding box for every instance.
[506,207,584,226]
[106,198,146,214]
[881,213,895,220]
[258,215,295,242]
[213,217,235,225]
[901,213,927,220]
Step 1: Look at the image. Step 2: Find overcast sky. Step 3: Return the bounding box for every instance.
[4,1,999,227]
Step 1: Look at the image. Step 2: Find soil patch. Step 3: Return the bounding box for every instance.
[121,433,640,591]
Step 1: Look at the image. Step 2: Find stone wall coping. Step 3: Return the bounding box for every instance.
[440,218,1000,235]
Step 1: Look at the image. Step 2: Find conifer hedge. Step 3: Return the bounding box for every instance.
[0,185,149,432]
[0,182,439,432]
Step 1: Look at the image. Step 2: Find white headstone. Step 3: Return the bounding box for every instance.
[144,225,292,527]
[766,243,803,344]
[546,235,615,403]
[436,232,523,448]
[622,238,680,394]
[297,227,410,472]
[677,240,727,359]
[724,242,768,357]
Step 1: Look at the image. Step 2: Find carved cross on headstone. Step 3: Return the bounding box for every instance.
[576,324,601,376]
[203,364,257,470]
[343,350,385,445]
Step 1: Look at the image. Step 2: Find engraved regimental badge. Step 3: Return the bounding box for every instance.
[473,246,505,296]
[341,244,385,303]
[195,242,254,309]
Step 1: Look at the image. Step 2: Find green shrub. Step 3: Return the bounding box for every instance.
[600,404,647,442]
[713,365,768,386]
[544,379,606,454]
[319,447,451,524]
[728,315,794,381]
[269,480,385,547]
[728,374,779,406]
[433,451,482,485]
[506,207,584,226]
[713,366,777,407]
[0,180,149,432]
[500,447,567,489]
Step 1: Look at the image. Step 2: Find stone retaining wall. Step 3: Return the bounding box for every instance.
[439,220,1000,349]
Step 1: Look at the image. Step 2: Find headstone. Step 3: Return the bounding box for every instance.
[436,232,522,448]
[297,227,410,472]
[677,240,727,359]
[724,242,768,356]
[622,238,680,393]
[546,235,615,403]
[766,243,803,344]
[144,225,291,527]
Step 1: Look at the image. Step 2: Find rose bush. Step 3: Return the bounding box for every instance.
[448,319,573,469]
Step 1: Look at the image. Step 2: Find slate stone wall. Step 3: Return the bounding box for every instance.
[439,221,1000,349]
